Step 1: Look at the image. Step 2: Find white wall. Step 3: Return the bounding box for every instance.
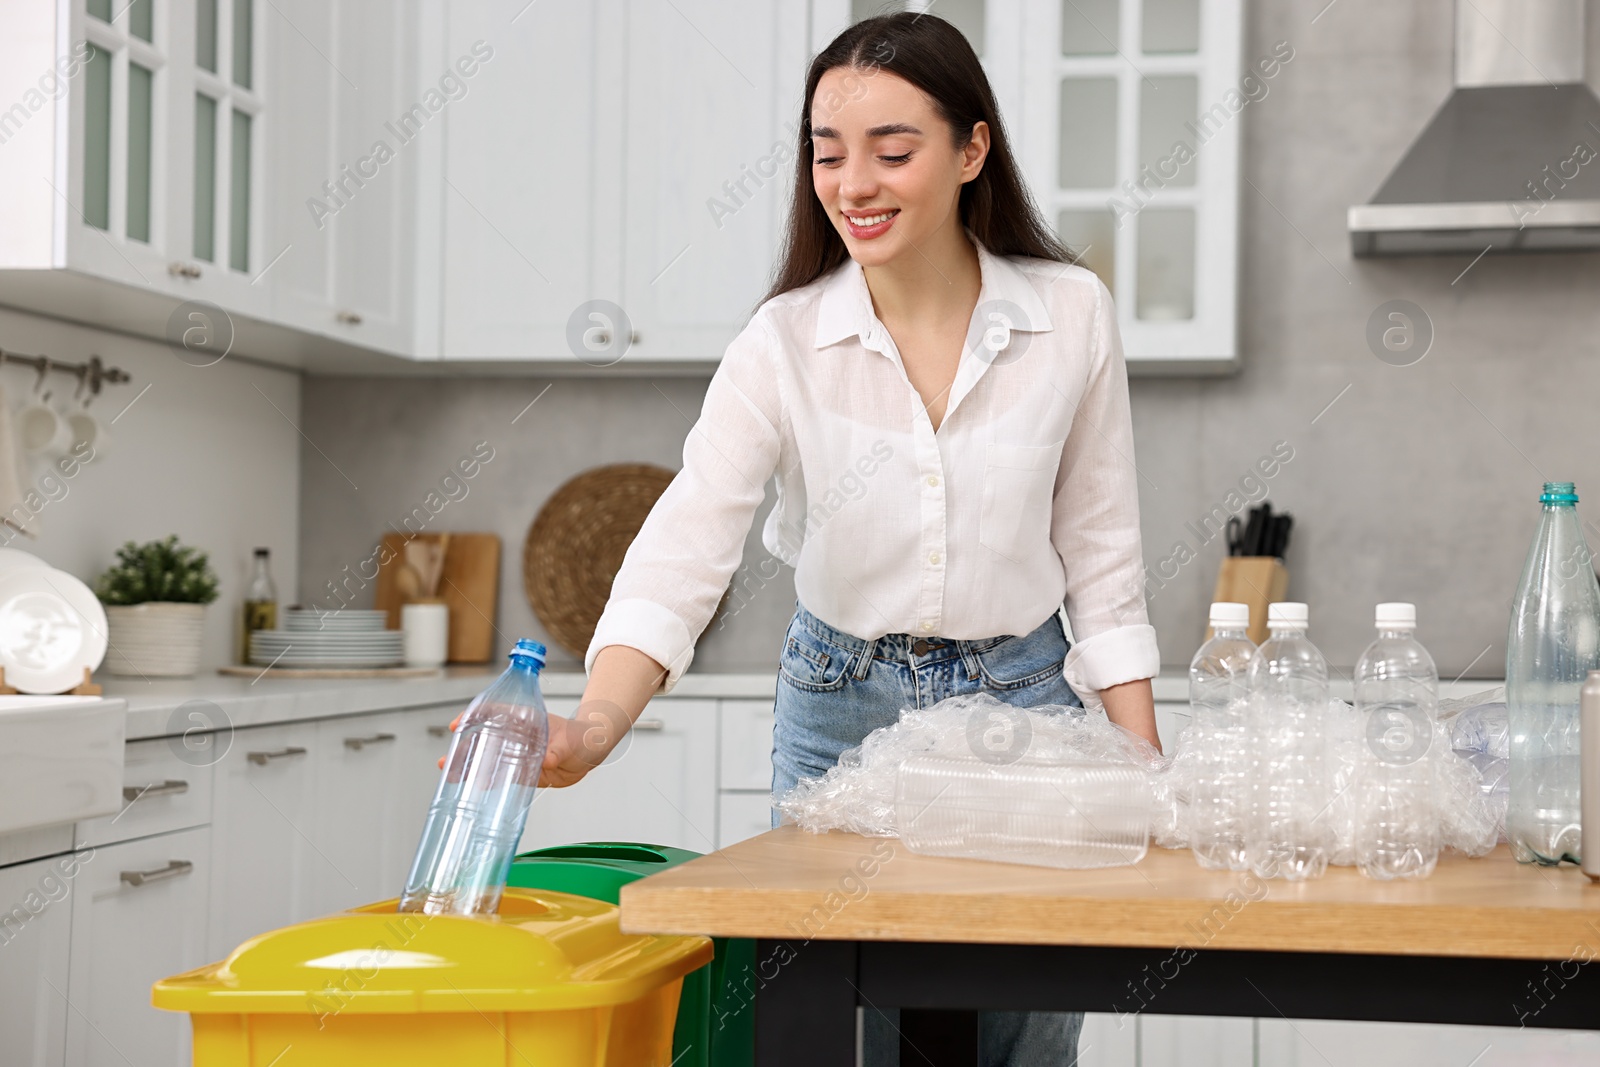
[0,304,300,672]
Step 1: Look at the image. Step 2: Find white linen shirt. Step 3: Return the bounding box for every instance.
[584,232,1161,699]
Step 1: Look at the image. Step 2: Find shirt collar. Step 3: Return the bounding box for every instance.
[813,227,1055,350]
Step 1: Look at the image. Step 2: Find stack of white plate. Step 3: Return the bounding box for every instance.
[249,609,402,668]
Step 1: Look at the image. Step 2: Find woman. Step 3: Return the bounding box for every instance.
[559,12,1162,1066]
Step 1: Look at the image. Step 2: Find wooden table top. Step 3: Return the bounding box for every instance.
[618,826,1600,960]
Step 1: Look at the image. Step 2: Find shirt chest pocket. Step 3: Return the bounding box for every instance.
[978,440,1065,562]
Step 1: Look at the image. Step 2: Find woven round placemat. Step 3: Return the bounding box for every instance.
[524,463,733,660]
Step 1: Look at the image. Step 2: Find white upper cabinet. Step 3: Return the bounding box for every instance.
[0,0,270,315]
[435,0,613,361]
[618,0,810,361]
[1018,0,1243,372]
[268,0,420,355]
[438,0,810,364]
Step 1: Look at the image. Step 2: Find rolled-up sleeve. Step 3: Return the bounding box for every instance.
[1049,277,1160,693]
[584,313,784,693]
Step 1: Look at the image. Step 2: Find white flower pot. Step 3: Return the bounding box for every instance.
[103,602,207,677]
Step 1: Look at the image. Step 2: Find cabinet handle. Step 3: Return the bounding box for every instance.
[336,310,363,325]
[344,732,397,750]
[123,779,189,802]
[633,718,664,731]
[167,261,202,279]
[427,724,450,737]
[120,859,194,887]
[247,746,307,765]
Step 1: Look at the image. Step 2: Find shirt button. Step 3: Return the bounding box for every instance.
[927,476,939,487]
[928,552,940,564]
[920,621,935,632]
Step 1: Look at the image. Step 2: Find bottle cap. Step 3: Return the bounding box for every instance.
[254,547,270,557]
[1541,482,1578,505]
[1267,602,1308,627]
[1209,602,1250,628]
[510,639,547,670]
[1375,602,1416,628]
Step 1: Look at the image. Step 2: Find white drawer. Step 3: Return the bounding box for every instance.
[719,699,774,791]
[76,738,215,849]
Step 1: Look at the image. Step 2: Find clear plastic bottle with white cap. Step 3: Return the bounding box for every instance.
[1187,602,1258,870]
[1245,602,1331,880]
[1353,603,1441,880]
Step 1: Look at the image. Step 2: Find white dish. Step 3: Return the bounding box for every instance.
[0,567,108,693]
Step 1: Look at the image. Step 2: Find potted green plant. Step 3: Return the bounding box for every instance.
[94,536,220,677]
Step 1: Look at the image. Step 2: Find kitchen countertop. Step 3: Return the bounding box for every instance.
[105,667,787,741]
[100,666,1506,742]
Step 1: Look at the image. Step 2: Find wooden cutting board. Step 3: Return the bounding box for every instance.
[373,533,501,663]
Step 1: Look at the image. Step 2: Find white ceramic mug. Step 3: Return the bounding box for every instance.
[66,403,109,462]
[401,601,449,668]
[17,392,71,459]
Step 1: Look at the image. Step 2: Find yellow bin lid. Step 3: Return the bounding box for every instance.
[153,888,713,1015]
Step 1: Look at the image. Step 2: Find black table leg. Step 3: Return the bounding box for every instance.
[754,938,858,1066]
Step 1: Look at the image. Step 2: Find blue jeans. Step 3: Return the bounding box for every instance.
[770,598,1086,1067]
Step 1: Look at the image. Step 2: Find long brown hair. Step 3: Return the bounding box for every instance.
[760,11,1070,307]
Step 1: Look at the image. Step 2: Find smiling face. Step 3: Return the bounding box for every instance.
[809,65,988,268]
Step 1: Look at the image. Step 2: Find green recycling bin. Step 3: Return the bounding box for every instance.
[507,842,754,1067]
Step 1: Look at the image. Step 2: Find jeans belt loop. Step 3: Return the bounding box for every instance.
[957,641,981,682]
[852,637,877,679]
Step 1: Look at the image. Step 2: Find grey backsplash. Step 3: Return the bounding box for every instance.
[299,0,1600,681]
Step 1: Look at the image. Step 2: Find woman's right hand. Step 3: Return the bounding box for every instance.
[434,700,633,788]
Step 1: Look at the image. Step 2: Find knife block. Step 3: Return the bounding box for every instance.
[1208,557,1289,645]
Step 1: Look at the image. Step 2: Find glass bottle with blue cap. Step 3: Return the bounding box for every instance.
[400,639,551,914]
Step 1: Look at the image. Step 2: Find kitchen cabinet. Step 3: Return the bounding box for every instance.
[206,720,319,958]
[79,0,267,315]
[1256,1018,1600,1066]
[307,710,416,914]
[0,856,73,1067]
[268,0,421,355]
[64,826,211,1067]
[438,0,809,363]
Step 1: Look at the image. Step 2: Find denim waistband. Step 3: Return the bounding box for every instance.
[791,598,1058,671]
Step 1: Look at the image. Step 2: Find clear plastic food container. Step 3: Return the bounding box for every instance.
[894,755,1151,869]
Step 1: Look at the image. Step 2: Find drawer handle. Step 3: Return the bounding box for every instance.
[344,733,396,750]
[123,779,189,802]
[247,746,307,765]
[427,724,450,738]
[120,860,194,887]
[336,309,363,325]
[167,261,202,279]
[633,718,664,731]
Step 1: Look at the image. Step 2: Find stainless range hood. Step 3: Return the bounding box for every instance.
[1348,0,1600,256]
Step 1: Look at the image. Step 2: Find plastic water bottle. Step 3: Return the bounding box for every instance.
[1245,602,1331,881]
[1353,603,1440,880]
[1188,602,1258,870]
[400,639,550,914]
[1506,482,1600,866]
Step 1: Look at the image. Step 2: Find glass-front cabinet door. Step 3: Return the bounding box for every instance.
[1023,0,1241,371]
[70,0,267,314]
